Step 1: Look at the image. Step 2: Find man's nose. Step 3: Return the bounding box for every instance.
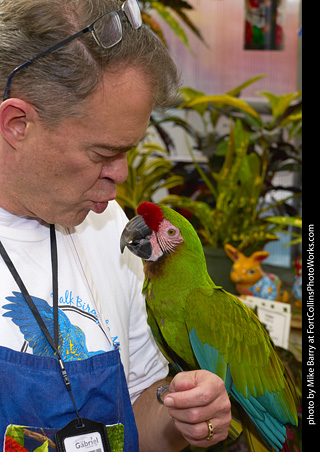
[100,152,128,184]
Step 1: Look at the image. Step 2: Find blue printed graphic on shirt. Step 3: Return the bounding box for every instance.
[57,289,97,316]
[2,291,105,360]
[56,289,120,348]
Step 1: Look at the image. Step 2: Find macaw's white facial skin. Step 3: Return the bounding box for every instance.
[147,219,184,261]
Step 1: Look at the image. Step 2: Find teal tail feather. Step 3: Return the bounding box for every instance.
[189,328,297,452]
[231,386,287,451]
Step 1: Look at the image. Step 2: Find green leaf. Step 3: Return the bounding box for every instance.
[116,139,185,213]
[181,94,259,118]
[209,75,266,126]
[140,142,168,153]
[179,87,208,116]
[151,114,200,138]
[264,217,302,247]
[285,237,302,247]
[34,440,48,452]
[6,425,25,447]
[257,91,302,119]
[161,194,213,226]
[215,139,228,156]
[106,424,125,452]
[238,154,254,190]
[240,111,264,129]
[265,216,302,229]
[150,1,190,48]
[186,136,217,198]
[280,111,302,128]
[226,75,267,97]
[159,175,184,190]
[180,86,206,102]
[173,7,205,42]
[143,158,172,174]
[116,192,137,211]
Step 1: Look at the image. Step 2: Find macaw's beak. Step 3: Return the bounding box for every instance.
[120,214,153,260]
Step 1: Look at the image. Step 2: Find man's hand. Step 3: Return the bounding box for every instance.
[163,370,231,448]
[133,369,231,452]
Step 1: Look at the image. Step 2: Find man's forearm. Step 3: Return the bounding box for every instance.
[133,378,188,452]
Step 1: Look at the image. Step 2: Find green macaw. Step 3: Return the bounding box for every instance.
[120,202,299,452]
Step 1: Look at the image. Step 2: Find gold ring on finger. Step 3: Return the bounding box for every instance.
[205,419,214,440]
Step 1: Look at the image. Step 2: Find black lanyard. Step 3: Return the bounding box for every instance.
[0,224,81,422]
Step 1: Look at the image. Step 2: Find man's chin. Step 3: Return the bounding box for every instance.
[38,201,111,228]
[61,203,110,227]
[49,209,91,228]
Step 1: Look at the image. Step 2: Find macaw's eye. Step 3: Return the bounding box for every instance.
[167,228,177,236]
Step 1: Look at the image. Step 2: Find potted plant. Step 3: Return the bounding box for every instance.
[116,77,301,291]
[160,118,283,291]
[154,78,302,290]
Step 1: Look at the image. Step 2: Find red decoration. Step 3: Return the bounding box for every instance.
[5,436,29,452]
[244,0,285,50]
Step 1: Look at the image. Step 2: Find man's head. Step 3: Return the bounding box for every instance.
[0,0,180,226]
[0,0,179,126]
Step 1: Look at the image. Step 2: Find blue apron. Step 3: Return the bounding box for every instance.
[0,345,139,451]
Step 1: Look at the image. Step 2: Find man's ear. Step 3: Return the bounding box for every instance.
[0,98,37,148]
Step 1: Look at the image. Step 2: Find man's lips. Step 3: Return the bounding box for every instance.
[90,200,110,214]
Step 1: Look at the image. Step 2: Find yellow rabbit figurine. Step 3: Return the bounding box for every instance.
[224,244,290,302]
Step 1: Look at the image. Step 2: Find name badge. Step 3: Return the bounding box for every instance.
[55,418,111,452]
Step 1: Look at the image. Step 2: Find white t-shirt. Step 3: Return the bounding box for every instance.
[0,201,168,402]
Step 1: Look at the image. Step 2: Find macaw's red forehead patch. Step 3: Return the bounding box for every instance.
[137,202,164,232]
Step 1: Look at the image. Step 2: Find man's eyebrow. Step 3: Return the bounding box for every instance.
[89,132,148,154]
[89,142,138,153]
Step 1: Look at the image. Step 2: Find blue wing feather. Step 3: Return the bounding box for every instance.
[189,328,232,394]
[3,291,103,360]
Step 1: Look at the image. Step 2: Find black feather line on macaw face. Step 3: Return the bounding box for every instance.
[155,231,171,257]
[156,230,178,255]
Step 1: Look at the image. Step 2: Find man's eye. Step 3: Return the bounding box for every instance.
[90,152,109,163]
